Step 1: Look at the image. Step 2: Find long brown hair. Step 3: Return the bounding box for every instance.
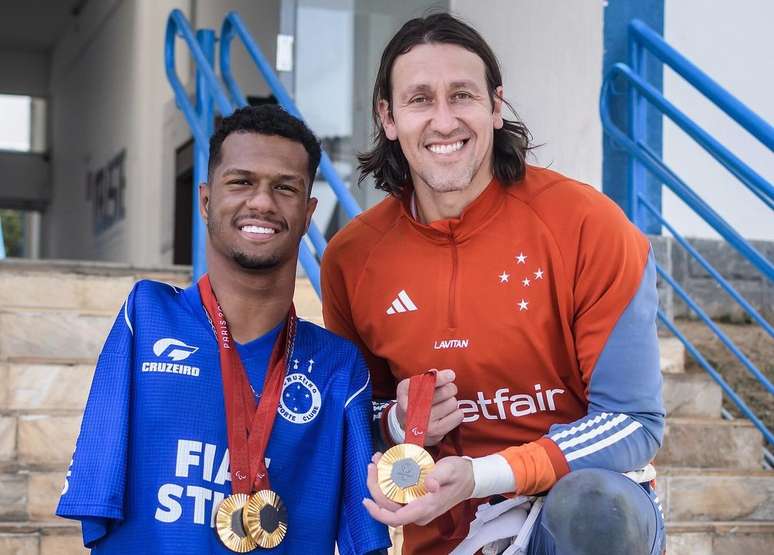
[358,12,532,197]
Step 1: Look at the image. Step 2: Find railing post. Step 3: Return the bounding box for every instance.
[628,28,662,234]
[628,35,645,227]
[192,29,216,280]
[0,215,6,260]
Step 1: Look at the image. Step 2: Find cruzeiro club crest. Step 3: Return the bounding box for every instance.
[278,369,321,425]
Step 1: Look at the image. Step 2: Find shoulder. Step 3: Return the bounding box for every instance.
[508,166,629,225]
[508,166,647,250]
[323,196,403,267]
[130,279,186,302]
[123,279,188,325]
[296,319,362,362]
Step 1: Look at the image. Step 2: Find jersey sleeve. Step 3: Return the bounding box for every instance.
[498,200,665,495]
[321,237,396,400]
[55,284,137,547]
[321,240,398,451]
[336,350,391,555]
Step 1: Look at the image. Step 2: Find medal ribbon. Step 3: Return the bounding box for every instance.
[198,274,295,495]
[403,371,436,447]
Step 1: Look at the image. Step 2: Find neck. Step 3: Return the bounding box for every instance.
[205,252,295,344]
[412,171,493,223]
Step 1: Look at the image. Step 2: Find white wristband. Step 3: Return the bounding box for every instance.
[387,402,406,444]
[469,454,516,499]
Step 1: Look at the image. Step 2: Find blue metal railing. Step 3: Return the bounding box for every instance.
[0,215,5,260]
[601,19,774,449]
[165,9,363,293]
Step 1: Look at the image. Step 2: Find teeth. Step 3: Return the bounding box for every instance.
[428,141,464,155]
[241,225,275,234]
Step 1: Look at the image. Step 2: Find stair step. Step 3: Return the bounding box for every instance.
[0,414,81,466]
[657,468,774,522]
[659,336,685,373]
[293,278,322,325]
[655,418,762,469]
[0,309,114,361]
[0,521,85,555]
[666,521,774,555]
[0,259,190,313]
[0,281,321,363]
[0,363,94,412]
[663,372,722,418]
[0,467,68,522]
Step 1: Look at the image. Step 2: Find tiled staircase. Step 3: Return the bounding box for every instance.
[657,336,774,554]
[0,260,771,554]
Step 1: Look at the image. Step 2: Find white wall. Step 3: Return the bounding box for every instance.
[45,0,189,263]
[0,49,49,97]
[296,2,354,138]
[663,0,774,241]
[45,0,281,265]
[451,0,604,188]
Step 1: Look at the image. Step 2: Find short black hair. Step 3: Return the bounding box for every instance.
[208,105,322,187]
[358,12,532,197]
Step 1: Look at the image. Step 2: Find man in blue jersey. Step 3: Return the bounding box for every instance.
[57,105,390,554]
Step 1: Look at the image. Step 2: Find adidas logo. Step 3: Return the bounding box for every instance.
[386,290,418,315]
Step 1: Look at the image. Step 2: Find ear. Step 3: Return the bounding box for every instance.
[492,86,505,130]
[198,182,210,223]
[377,99,398,141]
[304,196,318,234]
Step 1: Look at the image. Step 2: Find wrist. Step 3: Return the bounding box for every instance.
[387,402,406,444]
[468,454,516,499]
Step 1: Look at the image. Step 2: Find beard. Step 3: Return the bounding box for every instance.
[415,163,477,193]
[206,211,290,271]
[230,249,282,271]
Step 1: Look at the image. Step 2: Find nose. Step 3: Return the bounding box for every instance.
[430,98,458,136]
[244,184,278,213]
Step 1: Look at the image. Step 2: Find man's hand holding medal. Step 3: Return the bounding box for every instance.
[364,370,475,527]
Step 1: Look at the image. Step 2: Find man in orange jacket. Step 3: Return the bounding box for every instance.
[322,13,665,555]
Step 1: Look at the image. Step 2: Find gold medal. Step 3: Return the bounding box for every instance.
[216,493,258,552]
[377,443,435,504]
[243,489,288,549]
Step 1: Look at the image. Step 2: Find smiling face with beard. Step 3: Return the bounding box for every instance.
[201,132,317,275]
[378,43,504,204]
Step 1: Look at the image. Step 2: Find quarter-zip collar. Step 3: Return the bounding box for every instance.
[400,177,507,243]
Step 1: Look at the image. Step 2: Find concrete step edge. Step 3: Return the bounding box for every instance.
[666,416,757,428]
[666,521,774,534]
[0,258,192,278]
[0,520,80,535]
[657,467,774,477]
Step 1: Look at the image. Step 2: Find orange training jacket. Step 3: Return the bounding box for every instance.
[321,166,664,554]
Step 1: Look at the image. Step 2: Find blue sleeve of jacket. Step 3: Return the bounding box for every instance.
[337,352,391,555]
[546,251,665,473]
[55,284,137,547]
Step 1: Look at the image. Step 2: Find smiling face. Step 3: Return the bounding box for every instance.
[200,132,317,272]
[379,42,504,197]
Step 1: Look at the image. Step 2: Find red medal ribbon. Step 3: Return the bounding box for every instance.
[403,371,436,447]
[198,274,295,495]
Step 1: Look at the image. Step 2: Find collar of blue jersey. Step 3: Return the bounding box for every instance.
[399,177,508,243]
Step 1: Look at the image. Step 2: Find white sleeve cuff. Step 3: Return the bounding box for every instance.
[470,454,516,499]
[387,402,406,444]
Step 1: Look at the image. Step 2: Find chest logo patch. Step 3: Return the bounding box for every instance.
[386,289,418,315]
[497,249,546,313]
[278,373,322,424]
[153,338,199,361]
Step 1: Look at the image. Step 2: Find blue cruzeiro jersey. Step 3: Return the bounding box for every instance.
[56,280,390,554]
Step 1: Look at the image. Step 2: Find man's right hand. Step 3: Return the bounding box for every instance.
[393,369,464,446]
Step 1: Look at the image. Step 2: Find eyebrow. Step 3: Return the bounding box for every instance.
[399,80,483,98]
[220,168,305,183]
